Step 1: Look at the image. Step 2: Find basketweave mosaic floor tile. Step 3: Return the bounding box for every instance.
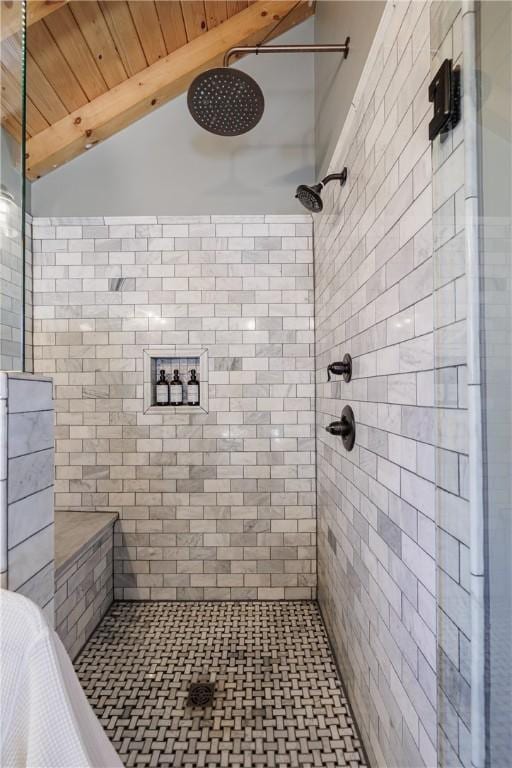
[75,601,367,768]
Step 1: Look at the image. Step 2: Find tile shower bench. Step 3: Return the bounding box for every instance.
[55,510,118,660]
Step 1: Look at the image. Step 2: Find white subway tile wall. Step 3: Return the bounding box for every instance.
[314,3,445,767]
[32,214,316,601]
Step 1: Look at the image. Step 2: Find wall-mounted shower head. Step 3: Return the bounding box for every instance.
[187,40,350,136]
[295,183,324,213]
[295,168,348,213]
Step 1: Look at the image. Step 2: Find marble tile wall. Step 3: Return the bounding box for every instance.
[314,3,440,767]
[32,214,316,601]
[430,4,471,766]
[0,372,54,620]
[55,523,114,660]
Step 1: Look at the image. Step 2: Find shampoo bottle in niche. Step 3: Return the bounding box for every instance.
[155,369,169,406]
[170,369,183,406]
[187,369,200,406]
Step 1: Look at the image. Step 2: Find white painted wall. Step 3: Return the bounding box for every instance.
[31,21,315,217]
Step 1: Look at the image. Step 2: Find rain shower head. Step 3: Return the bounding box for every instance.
[187,67,264,136]
[187,40,350,136]
[295,168,348,213]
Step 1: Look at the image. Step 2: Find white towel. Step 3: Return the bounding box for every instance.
[0,589,123,768]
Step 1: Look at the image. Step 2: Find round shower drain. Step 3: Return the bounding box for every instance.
[188,682,215,707]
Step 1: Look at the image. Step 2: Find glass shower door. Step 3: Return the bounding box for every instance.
[478,3,512,765]
[0,0,27,370]
[432,3,512,765]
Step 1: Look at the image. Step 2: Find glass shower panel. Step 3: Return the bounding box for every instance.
[433,3,512,765]
[430,4,471,766]
[0,0,27,370]
[479,3,512,765]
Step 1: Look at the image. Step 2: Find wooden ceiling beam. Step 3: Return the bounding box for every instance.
[1,0,69,41]
[26,0,309,180]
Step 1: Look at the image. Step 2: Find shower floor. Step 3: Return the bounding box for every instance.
[75,601,366,768]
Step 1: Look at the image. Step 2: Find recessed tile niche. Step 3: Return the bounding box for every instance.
[143,346,208,415]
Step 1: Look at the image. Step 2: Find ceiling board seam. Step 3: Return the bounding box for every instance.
[65,5,111,90]
[126,2,151,69]
[204,1,228,32]
[45,6,110,94]
[98,1,147,78]
[154,0,188,56]
[181,1,208,43]
[95,1,130,80]
[25,50,69,122]
[67,1,129,87]
[28,20,89,109]
[41,15,108,99]
[139,1,167,64]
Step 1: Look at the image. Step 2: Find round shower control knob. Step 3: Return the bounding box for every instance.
[325,405,356,451]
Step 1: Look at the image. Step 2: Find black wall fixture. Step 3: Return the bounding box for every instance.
[188,40,350,137]
[296,167,348,213]
[428,58,461,141]
[327,354,352,383]
[325,405,356,451]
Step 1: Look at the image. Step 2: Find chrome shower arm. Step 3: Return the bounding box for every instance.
[223,38,350,67]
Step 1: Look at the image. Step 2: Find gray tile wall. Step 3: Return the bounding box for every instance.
[430,4,471,766]
[32,214,316,601]
[55,524,114,660]
[1,372,54,620]
[314,3,439,766]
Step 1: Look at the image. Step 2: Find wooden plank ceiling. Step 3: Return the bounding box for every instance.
[0,0,315,179]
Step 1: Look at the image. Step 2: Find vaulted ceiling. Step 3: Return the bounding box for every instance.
[0,0,315,180]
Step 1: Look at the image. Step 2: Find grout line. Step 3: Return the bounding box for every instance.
[7,482,54,507]
[12,554,53,594]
